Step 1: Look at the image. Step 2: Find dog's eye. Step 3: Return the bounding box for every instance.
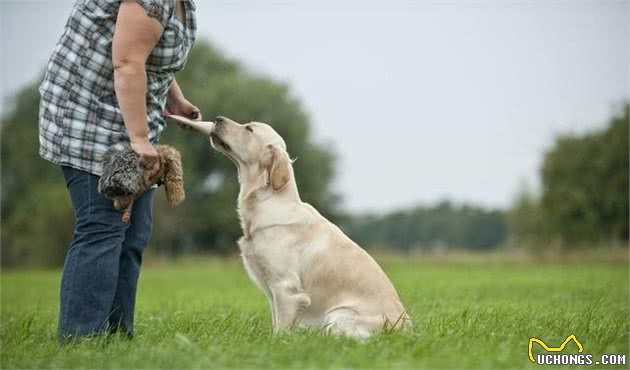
[245,126,254,133]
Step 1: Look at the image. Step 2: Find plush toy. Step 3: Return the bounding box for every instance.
[97,143,185,223]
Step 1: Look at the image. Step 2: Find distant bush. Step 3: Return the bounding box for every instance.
[508,103,629,249]
[343,201,506,252]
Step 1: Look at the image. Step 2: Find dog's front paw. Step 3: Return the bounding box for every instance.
[295,292,311,309]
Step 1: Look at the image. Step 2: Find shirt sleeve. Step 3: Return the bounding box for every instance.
[133,0,173,29]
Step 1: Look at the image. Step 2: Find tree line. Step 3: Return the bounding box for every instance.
[343,201,506,252]
[1,40,627,266]
[346,104,628,253]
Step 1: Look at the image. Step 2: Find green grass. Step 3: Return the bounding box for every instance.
[1,258,628,368]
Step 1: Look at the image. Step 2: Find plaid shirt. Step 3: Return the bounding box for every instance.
[39,0,196,175]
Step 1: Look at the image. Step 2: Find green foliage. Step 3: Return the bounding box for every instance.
[1,183,74,266]
[344,201,507,251]
[508,104,629,249]
[2,260,628,368]
[506,187,547,250]
[0,81,74,266]
[0,40,339,265]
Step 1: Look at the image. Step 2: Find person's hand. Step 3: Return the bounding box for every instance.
[165,95,202,122]
[130,137,161,182]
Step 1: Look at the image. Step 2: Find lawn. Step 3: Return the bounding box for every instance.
[1,258,628,369]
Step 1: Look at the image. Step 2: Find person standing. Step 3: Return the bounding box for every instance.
[38,0,199,340]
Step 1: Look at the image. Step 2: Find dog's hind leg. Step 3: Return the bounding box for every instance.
[324,308,385,340]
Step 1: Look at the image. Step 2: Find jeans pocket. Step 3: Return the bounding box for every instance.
[61,166,97,223]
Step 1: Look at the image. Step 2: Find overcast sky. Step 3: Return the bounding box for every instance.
[1,1,628,212]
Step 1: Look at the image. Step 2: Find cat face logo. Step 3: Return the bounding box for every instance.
[528,335,584,363]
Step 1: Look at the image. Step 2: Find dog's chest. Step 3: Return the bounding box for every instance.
[237,237,268,290]
[237,229,304,292]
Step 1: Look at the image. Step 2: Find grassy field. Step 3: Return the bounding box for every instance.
[1,258,628,369]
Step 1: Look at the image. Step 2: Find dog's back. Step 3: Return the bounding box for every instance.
[294,205,410,337]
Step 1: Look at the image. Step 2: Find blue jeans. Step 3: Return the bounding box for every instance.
[59,166,154,340]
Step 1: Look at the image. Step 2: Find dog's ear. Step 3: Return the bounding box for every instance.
[268,145,290,191]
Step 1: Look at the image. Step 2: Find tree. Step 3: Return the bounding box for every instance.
[538,104,628,246]
[0,40,339,266]
[506,186,548,250]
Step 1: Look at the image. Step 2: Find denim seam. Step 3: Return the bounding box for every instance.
[60,170,85,336]
[87,173,93,222]
[90,174,117,332]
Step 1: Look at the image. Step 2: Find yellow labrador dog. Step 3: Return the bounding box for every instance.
[170,115,410,339]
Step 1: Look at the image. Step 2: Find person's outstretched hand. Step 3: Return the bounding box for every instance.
[166,96,202,122]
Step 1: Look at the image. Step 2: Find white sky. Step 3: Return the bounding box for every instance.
[1,1,628,212]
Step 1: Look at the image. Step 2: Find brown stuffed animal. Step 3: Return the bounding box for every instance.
[98,143,185,223]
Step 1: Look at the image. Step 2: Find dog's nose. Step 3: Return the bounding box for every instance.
[215,116,225,124]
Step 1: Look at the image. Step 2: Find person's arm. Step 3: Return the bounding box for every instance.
[166,79,202,121]
[112,1,162,177]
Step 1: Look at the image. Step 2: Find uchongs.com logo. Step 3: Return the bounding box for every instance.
[528,335,627,366]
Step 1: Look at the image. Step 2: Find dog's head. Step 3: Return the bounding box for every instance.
[210,116,292,191]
